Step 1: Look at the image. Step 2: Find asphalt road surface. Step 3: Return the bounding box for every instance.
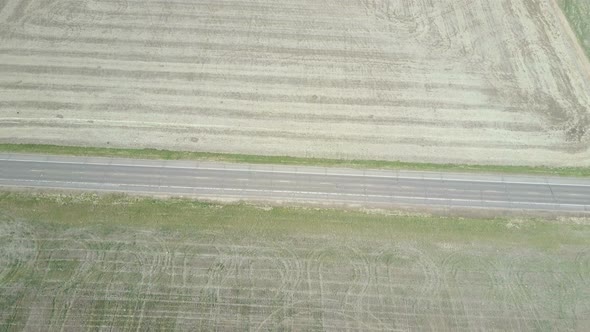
[1,153,589,213]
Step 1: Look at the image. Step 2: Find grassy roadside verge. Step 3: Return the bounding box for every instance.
[559,0,590,59]
[1,191,587,248]
[1,143,589,177]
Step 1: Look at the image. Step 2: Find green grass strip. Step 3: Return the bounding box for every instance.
[559,0,590,59]
[1,191,587,248]
[1,143,589,177]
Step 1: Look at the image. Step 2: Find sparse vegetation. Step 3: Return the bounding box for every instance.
[1,192,589,330]
[560,0,590,58]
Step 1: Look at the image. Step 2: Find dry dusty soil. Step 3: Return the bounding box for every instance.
[0,0,590,166]
[1,194,590,331]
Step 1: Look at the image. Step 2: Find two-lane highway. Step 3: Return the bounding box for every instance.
[1,153,589,213]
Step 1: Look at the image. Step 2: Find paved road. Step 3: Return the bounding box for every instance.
[1,153,589,213]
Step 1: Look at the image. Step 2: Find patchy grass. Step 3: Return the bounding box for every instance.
[0,191,588,247]
[1,192,589,330]
[1,143,590,177]
[559,0,590,59]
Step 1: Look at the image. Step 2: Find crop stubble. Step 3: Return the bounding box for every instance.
[0,0,589,166]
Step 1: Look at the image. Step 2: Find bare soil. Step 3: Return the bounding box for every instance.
[0,0,589,166]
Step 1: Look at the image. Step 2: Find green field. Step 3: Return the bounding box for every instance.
[1,192,589,330]
[560,0,590,58]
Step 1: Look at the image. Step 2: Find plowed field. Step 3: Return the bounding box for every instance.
[1,0,589,166]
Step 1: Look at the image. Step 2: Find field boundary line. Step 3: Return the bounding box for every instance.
[2,155,590,187]
[1,177,588,209]
[1,144,589,178]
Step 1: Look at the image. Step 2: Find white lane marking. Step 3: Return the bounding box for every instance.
[3,183,578,214]
[1,157,590,188]
[0,178,587,209]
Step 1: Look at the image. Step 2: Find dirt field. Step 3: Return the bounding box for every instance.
[1,193,590,330]
[0,0,589,166]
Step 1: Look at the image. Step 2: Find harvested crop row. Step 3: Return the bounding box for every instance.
[0,0,589,166]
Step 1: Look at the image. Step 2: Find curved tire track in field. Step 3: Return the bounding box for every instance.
[0,213,37,285]
[440,251,515,329]
[506,253,581,329]
[298,245,380,330]
[264,244,303,308]
[328,245,375,330]
[108,230,172,330]
[378,244,442,311]
[575,249,590,283]
[7,0,129,44]
[0,217,37,331]
[40,229,102,331]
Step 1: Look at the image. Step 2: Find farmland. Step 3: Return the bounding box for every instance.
[1,192,590,330]
[1,0,590,166]
[559,0,590,59]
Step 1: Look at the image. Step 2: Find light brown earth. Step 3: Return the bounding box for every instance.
[0,0,589,166]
